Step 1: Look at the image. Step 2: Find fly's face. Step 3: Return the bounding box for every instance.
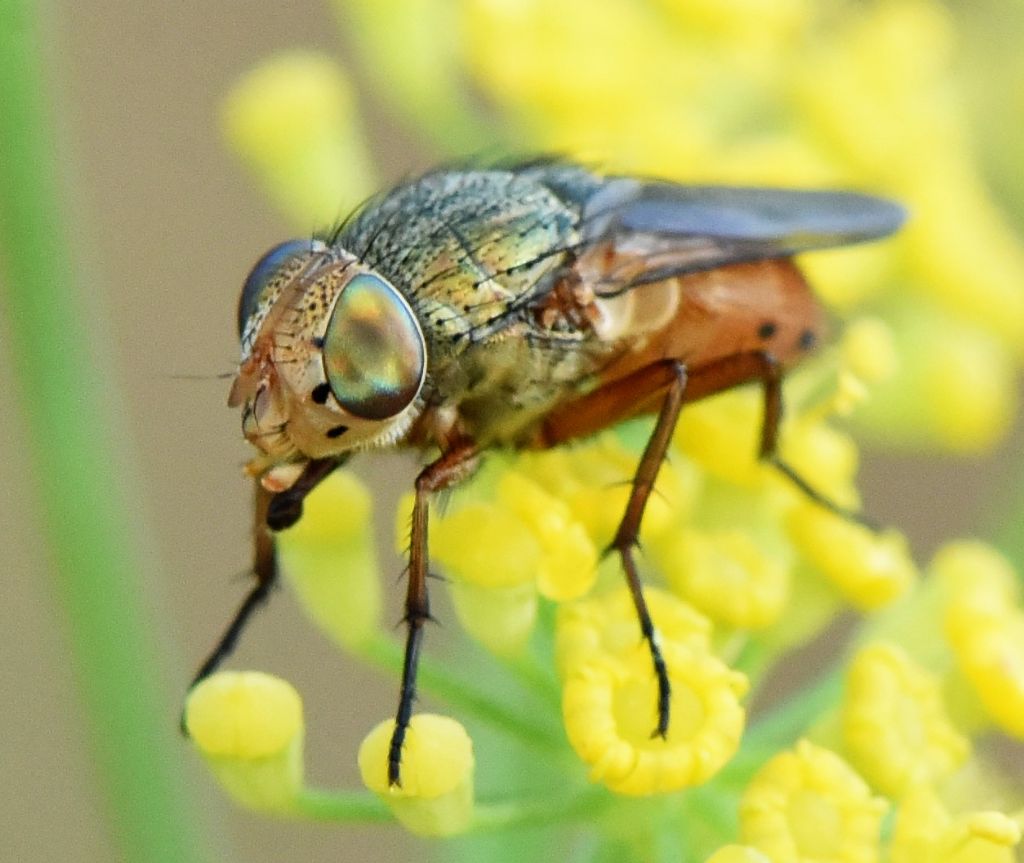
[229,240,427,487]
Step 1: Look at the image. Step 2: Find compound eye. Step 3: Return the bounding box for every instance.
[238,239,323,337]
[322,273,426,420]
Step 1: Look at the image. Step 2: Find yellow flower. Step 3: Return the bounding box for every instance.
[852,300,1016,452]
[841,642,969,798]
[891,785,1022,863]
[359,714,475,836]
[517,432,697,548]
[653,526,790,630]
[740,740,887,863]
[185,671,304,812]
[933,542,1024,738]
[426,467,600,601]
[221,51,376,226]
[495,470,599,601]
[561,626,747,796]
[278,469,381,651]
[555,585,712,680]
[788,503,916,610]
[674,388,767,489]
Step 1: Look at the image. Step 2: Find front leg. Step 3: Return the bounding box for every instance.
[389,439,479,786]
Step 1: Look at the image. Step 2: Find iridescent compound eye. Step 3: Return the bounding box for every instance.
[238,239,324,337]
[322,273,426,420]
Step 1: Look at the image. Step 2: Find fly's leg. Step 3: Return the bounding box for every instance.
[608,361,688,738]
[389,439,479,786]
[184,457,339,715]
[749,354,870,526]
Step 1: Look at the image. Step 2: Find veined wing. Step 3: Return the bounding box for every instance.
[576,179,906,295]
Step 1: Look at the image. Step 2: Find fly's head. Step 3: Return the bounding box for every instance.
[229,240,427,489]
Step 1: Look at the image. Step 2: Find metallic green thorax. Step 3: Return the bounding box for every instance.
[327,166,613,445]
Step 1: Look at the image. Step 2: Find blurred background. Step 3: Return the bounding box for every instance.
[3,1,1023,861]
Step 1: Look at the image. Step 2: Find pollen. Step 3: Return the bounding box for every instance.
[739,740,887,863]
[841,641,969,797]
[562,642,747,795]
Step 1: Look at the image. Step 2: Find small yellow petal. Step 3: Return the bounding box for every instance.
[841,317,899,386]
[431,501,541,588]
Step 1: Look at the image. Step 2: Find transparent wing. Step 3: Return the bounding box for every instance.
[579,179,906,293]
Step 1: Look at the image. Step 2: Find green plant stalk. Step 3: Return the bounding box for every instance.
[0,5,216,862]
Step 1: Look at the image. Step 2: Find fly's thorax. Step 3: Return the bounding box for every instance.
[230,243,428,478]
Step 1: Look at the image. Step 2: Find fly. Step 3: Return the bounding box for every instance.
[186,161,905,785]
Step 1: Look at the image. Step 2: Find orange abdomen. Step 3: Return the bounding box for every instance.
[594,258,826,387]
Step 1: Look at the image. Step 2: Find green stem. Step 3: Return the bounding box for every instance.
[293,788,392,822]
[470,787,615,832]
[0,6,216,863]
[358,636,567,753]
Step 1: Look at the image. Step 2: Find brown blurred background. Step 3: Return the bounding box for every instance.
[2,2,1020,862]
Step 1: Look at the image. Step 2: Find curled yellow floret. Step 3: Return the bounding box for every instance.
[555,585,712,679]
[788,503,916,609]
[674,389,765,488]
[841,642,969,797]
[358,714,474,836]
[562,641,747,795]
[185,671,304,812]
[740,740,887,863]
